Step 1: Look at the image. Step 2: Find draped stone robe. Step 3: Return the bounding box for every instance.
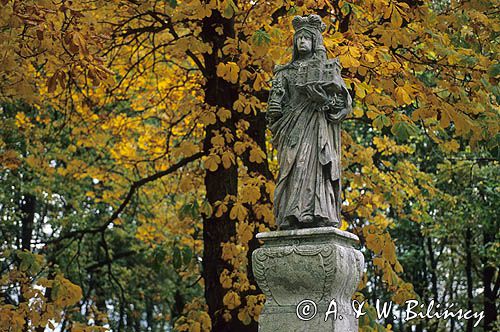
[267,57,352,229]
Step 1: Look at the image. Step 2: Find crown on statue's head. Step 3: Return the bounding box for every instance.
[292,15,327,34]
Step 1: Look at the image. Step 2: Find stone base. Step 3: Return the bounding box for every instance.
[252,227,364,332]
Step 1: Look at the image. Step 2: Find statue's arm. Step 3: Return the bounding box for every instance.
[266,68,286,126]
[323,59,353,123]
[324,88,352,123]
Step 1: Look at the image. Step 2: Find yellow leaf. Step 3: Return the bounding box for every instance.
[240,185,261,204]
[199,312,212,330]
[234,141,247,155]
[238,222,254,243]
[442,139,460,153]
[394,86,412,105]
[253,73,265,91]
[179,177,193,192]
[365,232,384,255]
[222,242,237,261]
[348,46,361,58]
[217,108,232,122]
[237,307,252,325]
[230,202,248,222]
[72,31,89,57]
[355,82,366,99]
[223,291,241,310]
[221,150,235,169]
[353,106,364,117]
[178,141,199,157]
[383,3,393,19]
[391,9,403,28]
[1,149,20,170]
[228,62,240,83]
[211,134,225,147]
[52,275,83,307]
[190,322,201,332]
[220,270,233,289]
[215,201,228,217]
[204,154,221,172]
[447,53,460,65]
[338,53,360,68]
[200,110,217,125]
[440,108,451,128]
[366,110,380,119]
[233,97,245,113]
[373,257,385,270]
[394,261,403,273]
[217,62,240,84]
[340,219,348,231]
[223,311,232,322]
[364,52,375,63]
[449,109,474,135]
[249,147,265,163]
[382,239,397,264]
[15,112,29,127]
[47,74,58,93]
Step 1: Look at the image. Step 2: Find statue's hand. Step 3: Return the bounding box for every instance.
[326,108,349,123]
[322,80,343,95]
[305,83,330,104]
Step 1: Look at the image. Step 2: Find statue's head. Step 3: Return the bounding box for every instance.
[291,15,327,61]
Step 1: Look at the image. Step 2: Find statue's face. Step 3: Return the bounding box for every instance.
[295,31,313,55]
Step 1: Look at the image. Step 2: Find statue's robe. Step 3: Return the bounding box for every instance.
[267,57,352,229]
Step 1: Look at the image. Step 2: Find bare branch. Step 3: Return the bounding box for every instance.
[46,151,205,244]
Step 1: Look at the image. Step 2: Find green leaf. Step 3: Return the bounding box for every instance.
[252,29,271,47]
[341,2,351,15]
[222,0,238,18]
[489,63,500,78]
[182,247,193,265]
[391,121,419,141]
[19,254,32,272]
[287,5,297,15]
[178,201,199,220]
[373,115,391,130]
[51,280,60,301]
[17,250,41,275]
[173,246,182,269]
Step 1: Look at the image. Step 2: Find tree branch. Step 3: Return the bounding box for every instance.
[46,152,205,244]
[85,250,138,271]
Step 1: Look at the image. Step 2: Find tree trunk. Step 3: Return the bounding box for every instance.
[482,228,498,331]
[426,237,439,302]
[200,6,255,331]
[448,260,456,332]
[20,194,36,251]
[240,110,273,332]
[464,227,474,332]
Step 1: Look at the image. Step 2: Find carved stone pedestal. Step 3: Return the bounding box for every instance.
[252,227,364,332]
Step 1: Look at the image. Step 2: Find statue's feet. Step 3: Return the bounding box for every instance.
[278,215,338,229]
[315,218,337,228]
[301,214,315,224]
[300,215,337,228]
[279,215,299,230]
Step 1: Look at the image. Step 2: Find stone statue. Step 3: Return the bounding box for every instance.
[267,14,353,230]
[252,16,362,331]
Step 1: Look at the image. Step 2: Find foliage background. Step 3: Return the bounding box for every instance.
[0,0,498,331]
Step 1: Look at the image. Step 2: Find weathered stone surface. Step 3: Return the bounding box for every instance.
[252,227,364,332]
[266,14,353,230]
[255,14,363,332]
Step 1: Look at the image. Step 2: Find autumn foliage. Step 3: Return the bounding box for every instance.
[0,0,498,331]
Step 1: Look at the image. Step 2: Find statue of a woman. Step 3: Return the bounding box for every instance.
[267,15,352,230]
